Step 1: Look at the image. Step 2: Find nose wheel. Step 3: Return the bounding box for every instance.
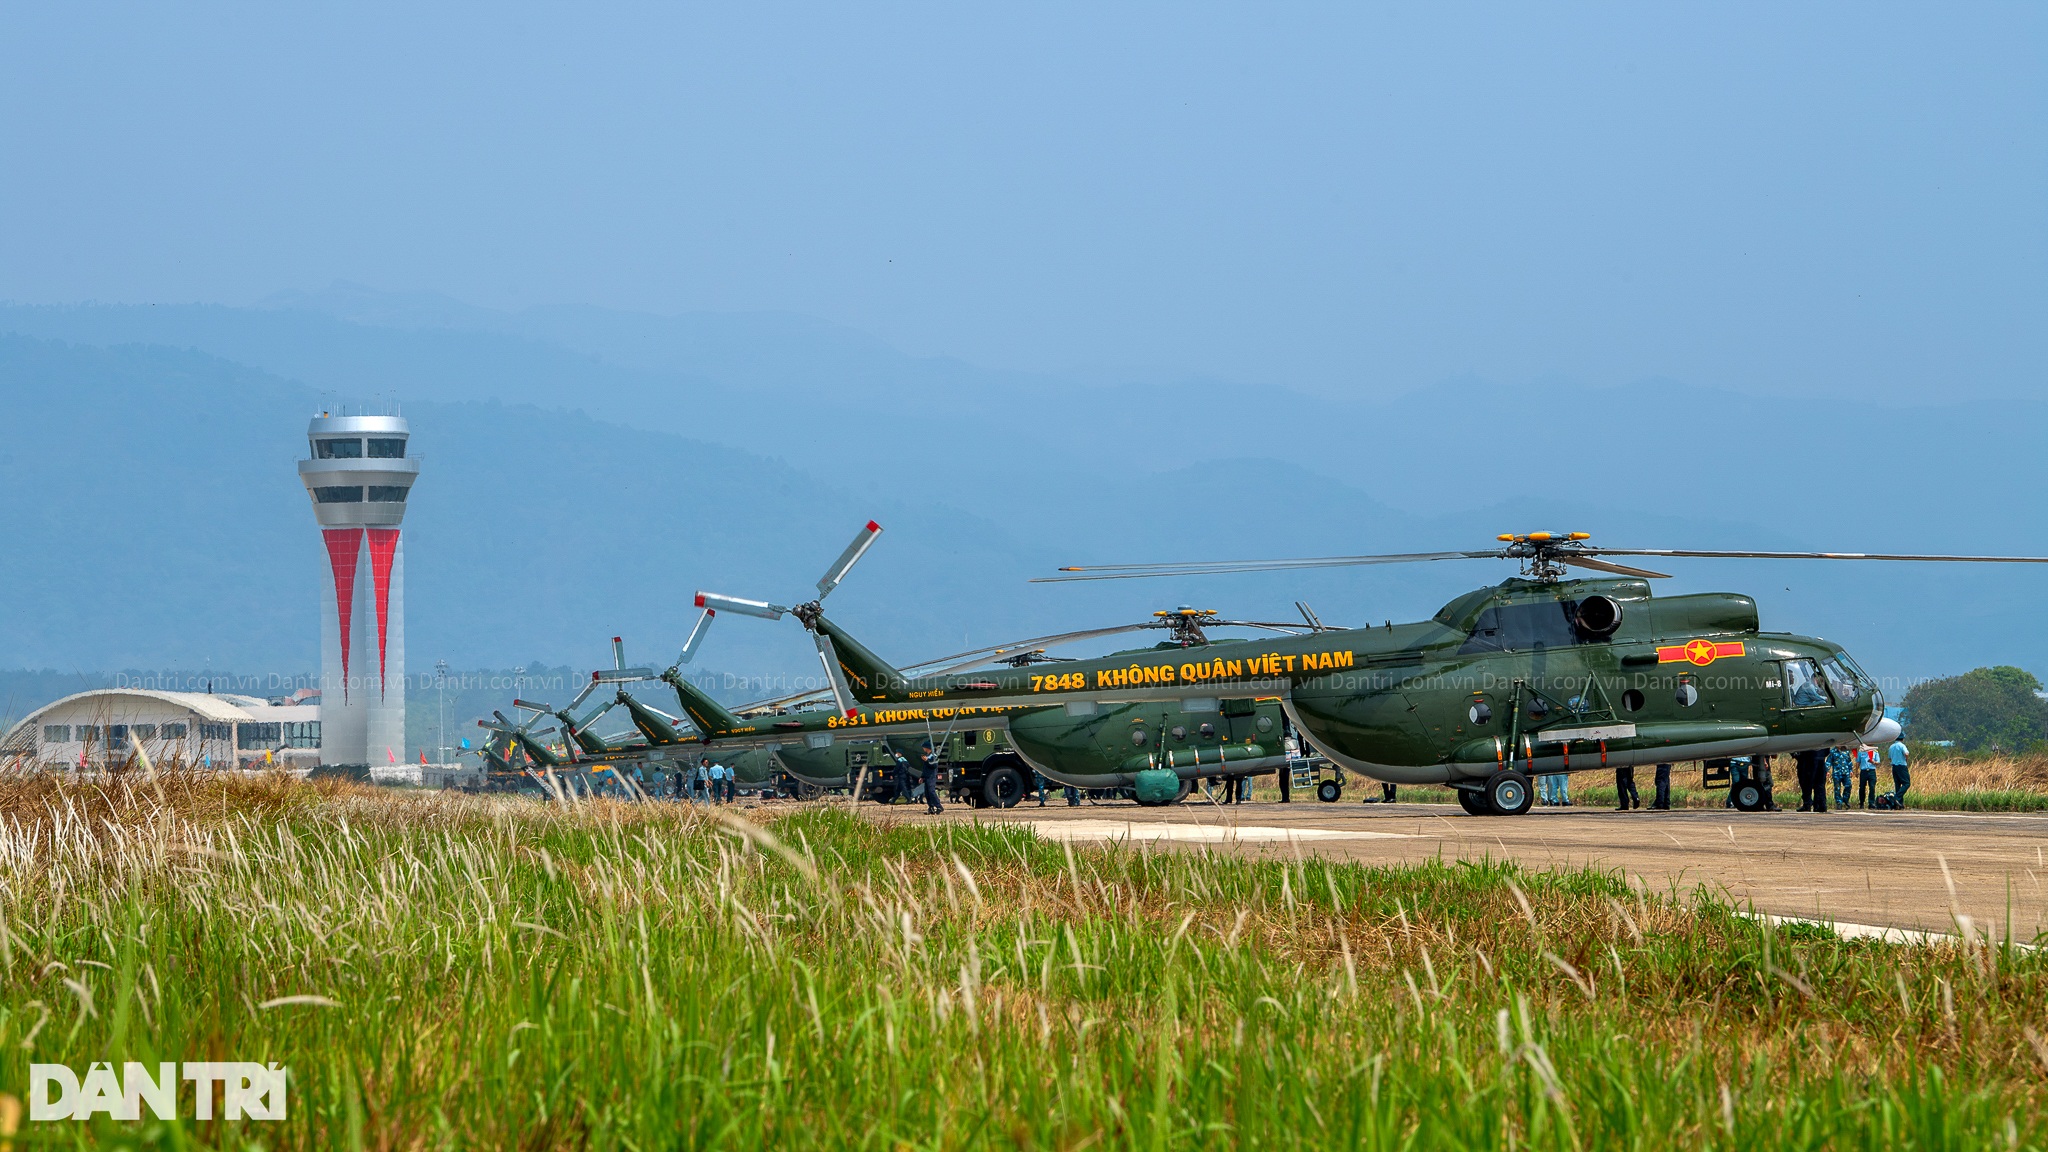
[1731,779,1768,812]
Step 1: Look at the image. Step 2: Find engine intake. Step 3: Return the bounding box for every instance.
[1573,594,1624,639]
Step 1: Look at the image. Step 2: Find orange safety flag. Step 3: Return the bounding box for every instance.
[1656,639,1746,667]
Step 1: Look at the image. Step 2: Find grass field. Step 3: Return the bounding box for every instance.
[1,772,2044,1149]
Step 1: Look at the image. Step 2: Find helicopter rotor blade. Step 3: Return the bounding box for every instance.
[728,685,836,713]
[694,590,788,620]
[1033,550,1503,582]
[564,677,599,714]
[1207,620,1320,634]
[570,696,619,732]
[673,608,716,667]
[812,631,859,718]
[1295,601,1326,631]
[1588,547,2048,565]
[511,698,554,715]
[906,622,1166,675]
[816,520,883,601]
[1561,555,1673,580]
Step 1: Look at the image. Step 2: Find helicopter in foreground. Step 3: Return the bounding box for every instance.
[850,532,2048,815]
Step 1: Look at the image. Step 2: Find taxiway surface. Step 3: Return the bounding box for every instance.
[908,801,2048,940]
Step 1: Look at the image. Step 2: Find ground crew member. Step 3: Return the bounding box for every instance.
[920,749,943,814]
[1651,763,1672,810]
[671,765,686,800]
[1827,747,1854,808]
[1031,770,1049,806]
[1794,748,1828,812]
[890,750,915,804]
[1755,754,1781,811]
[1614,765,1639,810]
[1857,746,1880,808]
[1065,784,1081,806]
[1381,781,1398,804]
[1888,737,1911,804]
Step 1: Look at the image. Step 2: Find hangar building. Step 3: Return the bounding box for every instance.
[0,689,322,771]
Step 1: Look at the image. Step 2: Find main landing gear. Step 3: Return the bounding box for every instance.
[1456,769,1533,816]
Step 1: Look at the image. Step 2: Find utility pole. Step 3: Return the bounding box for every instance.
[435,659,449,765]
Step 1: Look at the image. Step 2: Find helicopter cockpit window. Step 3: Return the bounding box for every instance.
[1819,657,1861,703]
[1458,602,1582,654]
[1784,659,1831,708]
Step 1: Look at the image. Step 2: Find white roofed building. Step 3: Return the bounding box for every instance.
[1,689,322,771]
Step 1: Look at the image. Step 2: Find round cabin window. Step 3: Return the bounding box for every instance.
[1675,683,1699,707]
[1131,727,1149,746]
[1171,725,1187,741]
[1622,689,1645,712]
[1469,701,1493,725]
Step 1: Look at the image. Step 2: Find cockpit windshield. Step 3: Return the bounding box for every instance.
[1819,656,1862,703]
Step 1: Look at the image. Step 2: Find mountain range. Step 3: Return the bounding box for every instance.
[2,288,2042,723]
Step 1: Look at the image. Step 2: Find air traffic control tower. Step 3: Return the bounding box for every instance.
[299,412,418,767]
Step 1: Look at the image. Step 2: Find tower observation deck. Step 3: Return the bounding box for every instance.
[298,412,418,767]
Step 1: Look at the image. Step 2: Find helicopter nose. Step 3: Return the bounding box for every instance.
[1860,715,1902,746]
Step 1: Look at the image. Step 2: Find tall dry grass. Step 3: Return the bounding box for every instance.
[0,769,2041,1148]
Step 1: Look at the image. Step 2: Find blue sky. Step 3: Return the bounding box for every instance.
[2,3,2042,401]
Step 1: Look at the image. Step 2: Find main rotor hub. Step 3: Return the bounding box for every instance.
[790,600,825,630]
[1496,532,1593,581]
[1153,606,1217,645]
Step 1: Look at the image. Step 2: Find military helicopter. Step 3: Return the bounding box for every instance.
[506,625,786,796]
[849,532,2048,815]
[694,524,1337,806]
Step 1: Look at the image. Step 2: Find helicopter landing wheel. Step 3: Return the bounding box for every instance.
[1731,780,1767,812]
[1316,779,1343,803]
[1485,770,1533,816]
[980,766,1027,809]
[1456,788,1490,816]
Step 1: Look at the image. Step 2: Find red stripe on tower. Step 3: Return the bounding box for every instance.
[366,528,401,699]
[322,529,364,701]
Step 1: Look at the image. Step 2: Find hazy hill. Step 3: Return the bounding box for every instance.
[2,294,2044,711]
